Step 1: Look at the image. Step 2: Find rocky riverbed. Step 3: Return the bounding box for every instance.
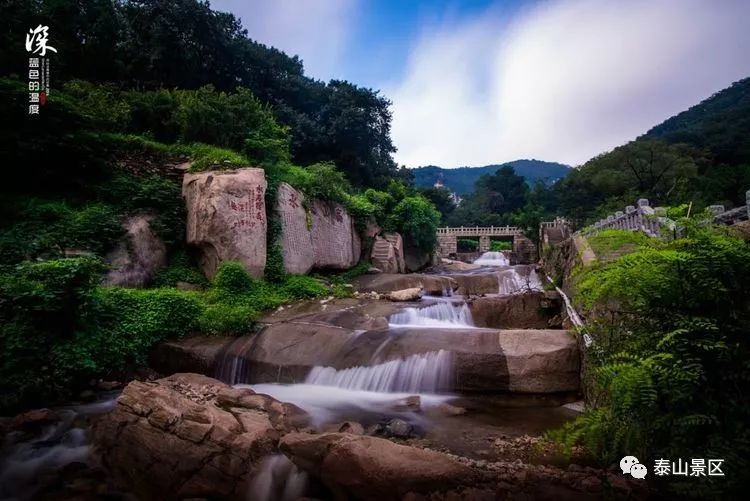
[0,256,649,499]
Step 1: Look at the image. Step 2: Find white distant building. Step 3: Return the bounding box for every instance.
[433,178,462,205]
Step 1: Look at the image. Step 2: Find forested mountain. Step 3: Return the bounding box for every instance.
[555,77,750,223]
[0,0,401,188]
[412,159,570,195]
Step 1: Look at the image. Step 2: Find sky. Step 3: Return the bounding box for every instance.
[212,0,750,168]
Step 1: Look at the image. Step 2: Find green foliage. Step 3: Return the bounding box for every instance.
[213,261,256,295]
[419,186,456,223]
[282,275,329,299]
[152,251,207,288]
[457,239,479,252]
[386,196,441,252]
[198,303,256,336]
[552,226,750,496]
[490,240,512,251]
[585,229,655,259]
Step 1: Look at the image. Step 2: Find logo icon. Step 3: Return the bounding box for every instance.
[620,456,648,479]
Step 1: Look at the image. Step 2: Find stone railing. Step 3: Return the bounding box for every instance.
[436,225,523,237]
[580,188,750,239]
[710,189,750,225]
[580,198,676,238]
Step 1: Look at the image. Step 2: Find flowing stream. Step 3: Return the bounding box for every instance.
[473,251,510,266]
[388,300,475,328]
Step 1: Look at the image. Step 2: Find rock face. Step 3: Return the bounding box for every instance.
[275,182,314,274]
[104,214,167,287]
[183,168,267,278]
[149,335,235,376]
[217,323,579,393]
[404,238,433,272]
[352,273,458,296]
[469,292,562,329]
[93,373,308,500]
[370,233,405,274]
[310,199,361,270]
[279,432,475,500]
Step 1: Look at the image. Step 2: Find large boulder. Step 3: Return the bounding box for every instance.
[104,214,167,287]
[149,335,235,376]
[310,199,361,269]
[93,373,308,500]
[275,182,314,274]
[183,168,267,278]
[279,432,475,500]
[404,238,433,272]
[370,235,398,273]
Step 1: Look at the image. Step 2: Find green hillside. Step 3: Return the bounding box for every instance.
[555,77,750,222]
[411,159,571,195]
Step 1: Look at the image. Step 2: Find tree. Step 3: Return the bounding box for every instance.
[419,187,455,223]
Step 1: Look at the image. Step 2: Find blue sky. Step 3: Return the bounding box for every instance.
[212,0,750,168]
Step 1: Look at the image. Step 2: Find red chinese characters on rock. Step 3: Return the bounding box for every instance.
[288,192,300,209]
[229,190,259,231]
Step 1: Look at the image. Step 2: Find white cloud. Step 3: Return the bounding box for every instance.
[387,0,750,167]
[211,0,358,80]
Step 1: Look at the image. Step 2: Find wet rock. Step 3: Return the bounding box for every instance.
[384,418,413,438]
[183,168,267,278]
[10,408,59,434]
[436,403,467,416]
[389,287,422,301]
[469,292,558,329]
[387,395,421,412]
[279,432,475,499]
[352,273,457,295]
[337,421,365,435]
[94,373,308,500]
[149,335,235,376]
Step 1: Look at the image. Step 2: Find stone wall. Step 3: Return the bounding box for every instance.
[183,168,267,278]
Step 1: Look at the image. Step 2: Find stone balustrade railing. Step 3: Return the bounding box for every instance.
[436,225,523,237]
[581,198,675,238]
[579,188,750,239]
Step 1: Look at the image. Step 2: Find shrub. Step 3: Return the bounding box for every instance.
[198,303,256,335]
[282,275,328,299]
[457,239,478,252]
[152,250,207,287]
[386,195,441,252]
[212,261,256,295]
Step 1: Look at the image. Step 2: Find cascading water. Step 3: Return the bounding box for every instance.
[473,251,509,266]
[304,350,453,393]
[496,268,543,295]
[388,301,475,328]
[247,454,308,501]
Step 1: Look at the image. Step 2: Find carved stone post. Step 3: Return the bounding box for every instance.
[479,235,491,253]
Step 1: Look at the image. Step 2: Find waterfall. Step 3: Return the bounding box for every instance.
[247,454,307,501]
[496,268,542,295]
[473,251,509,266]
[304,350,453,393]
[388,301,475,328]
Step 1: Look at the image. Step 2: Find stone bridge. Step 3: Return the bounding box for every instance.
[436,226,536,262]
